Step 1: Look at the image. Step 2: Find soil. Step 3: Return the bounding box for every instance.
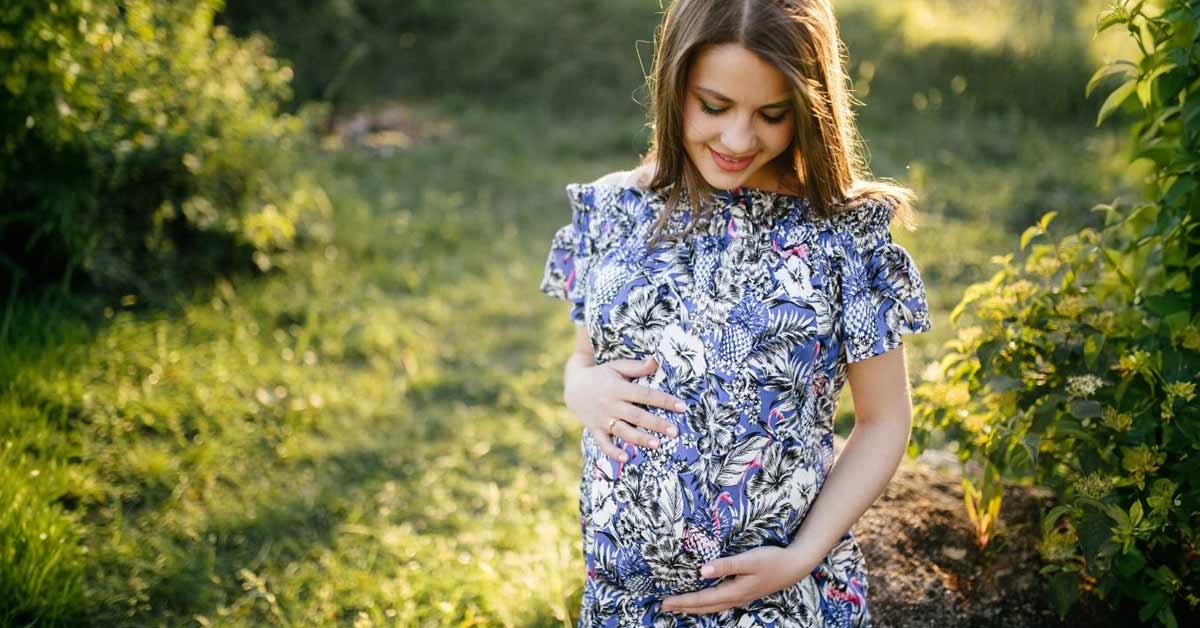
[845,441,1134,628]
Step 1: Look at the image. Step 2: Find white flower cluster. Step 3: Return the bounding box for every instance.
[1066,374,1106,399]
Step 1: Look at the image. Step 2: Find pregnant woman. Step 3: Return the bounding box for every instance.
[539,1,933,625]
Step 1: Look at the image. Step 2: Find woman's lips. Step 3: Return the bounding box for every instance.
[709,146,756,172]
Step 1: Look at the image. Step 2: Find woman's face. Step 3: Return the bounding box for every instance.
[681,43,796,193]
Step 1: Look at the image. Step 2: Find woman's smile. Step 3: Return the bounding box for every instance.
[708,146,757,172]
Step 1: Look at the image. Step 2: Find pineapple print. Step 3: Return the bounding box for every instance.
[718,296,770,366]
[836,244,879,361]
[681,523,721,564]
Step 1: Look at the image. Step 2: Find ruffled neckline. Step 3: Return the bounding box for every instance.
[571,180,812,227]
[712,185,807,204]
[565,179,896,245]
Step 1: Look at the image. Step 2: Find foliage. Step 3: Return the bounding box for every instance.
[911,1,1200,625]
[218,0,662,113]
[0,0,332,298]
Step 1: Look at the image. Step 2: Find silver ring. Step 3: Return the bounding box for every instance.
[606,417,620,434]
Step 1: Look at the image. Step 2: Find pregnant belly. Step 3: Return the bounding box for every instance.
[581,428,826,597]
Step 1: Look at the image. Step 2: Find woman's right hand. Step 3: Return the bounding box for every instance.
[564,355,687,463]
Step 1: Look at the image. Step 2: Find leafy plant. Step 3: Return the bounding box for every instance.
[910,1,1199,625]
[0,0,332,299]
[962,464,1004,548]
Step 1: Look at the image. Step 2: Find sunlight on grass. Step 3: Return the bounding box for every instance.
[837,0,1136,63]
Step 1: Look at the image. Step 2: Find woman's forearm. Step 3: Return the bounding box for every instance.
[785,414,912,569]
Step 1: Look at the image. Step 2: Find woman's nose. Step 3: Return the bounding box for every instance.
[721,116,756,155]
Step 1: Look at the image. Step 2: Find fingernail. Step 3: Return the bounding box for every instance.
[675,402,687,412]
[668,427,678,437]
[649,438,660,447]
[619,453,628,462]
[701,565,713,577]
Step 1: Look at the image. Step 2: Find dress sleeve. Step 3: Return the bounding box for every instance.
[539,182,617,323]
[835,198,933,363]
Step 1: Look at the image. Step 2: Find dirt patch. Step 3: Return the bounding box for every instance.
[321,101,457,155]
[845,442,1131,627]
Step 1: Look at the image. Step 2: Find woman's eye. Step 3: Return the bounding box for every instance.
[762,113,788,125]
[699,101,726,115]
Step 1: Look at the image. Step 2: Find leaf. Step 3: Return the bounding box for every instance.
[1102,502,1130,527]
[1041,504,1072,537]
[1076,504,1114,574]
[1018,433,1041,469]
[1162,176,1196,205]
[1068,399,1103,419]
[1095,8,1126,34]
[1115,546,1147,578]
[1097,79,1137,127]
[1083,335,1104,369]
[657,474,684,526]
[1038,210,1058,231]
[1129,500,1143,526]
[976,339,1002,368]
[1047,571,1080,618]
[726,497,791,552]
[714,434,767,487]
[1142,291,1189,319]
[1031,393,1064,434]
[986,374,1021,393]
[1020,224,1042,251]
[1085,61,1135,98]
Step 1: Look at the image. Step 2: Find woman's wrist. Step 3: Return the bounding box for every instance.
[563,351,594,395]
[565,351,592,374]
[784,535,820,583]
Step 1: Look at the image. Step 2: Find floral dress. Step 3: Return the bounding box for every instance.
[539,173,933,628]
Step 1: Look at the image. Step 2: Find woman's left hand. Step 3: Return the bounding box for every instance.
[659,545,818,615]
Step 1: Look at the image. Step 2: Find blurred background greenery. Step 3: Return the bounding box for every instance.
[0,0,1151,625]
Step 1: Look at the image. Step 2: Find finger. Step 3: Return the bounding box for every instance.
[661,580,741,611]
[611,419,661,449]
[588,428,628,462]
[605,356,656,378]
[702,555,748,578]
[669,602,737,615]
[621,381,688,413]
[613,402,677,438]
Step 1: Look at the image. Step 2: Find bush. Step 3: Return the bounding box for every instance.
[911,1,1199,626]
[0,0,332,298]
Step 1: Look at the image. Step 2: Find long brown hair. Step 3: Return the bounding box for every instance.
[639,0,918,246]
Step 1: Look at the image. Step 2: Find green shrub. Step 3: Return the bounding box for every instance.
[0,0,332,298]
[911,1,1199,626]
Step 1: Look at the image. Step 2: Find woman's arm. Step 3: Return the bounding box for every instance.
[784,344,915,567]
[565,323,595,380]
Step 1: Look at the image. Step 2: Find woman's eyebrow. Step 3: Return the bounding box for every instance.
[695,86,791,109]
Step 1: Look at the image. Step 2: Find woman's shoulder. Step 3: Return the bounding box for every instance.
[563,164,657,228]
[585,162,655,191]
[565,163,658,220]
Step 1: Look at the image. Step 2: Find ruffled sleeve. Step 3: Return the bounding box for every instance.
[538,181,632,323]
[833,198,933,363]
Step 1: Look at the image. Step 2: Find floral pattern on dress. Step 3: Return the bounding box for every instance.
[540,175,933,627]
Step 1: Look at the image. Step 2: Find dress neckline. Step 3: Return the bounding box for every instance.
[715,185,806,200]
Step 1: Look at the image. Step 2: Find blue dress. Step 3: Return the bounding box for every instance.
[539,175,933,628]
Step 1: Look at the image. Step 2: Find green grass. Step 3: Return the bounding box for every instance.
[0,0,1144,624]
